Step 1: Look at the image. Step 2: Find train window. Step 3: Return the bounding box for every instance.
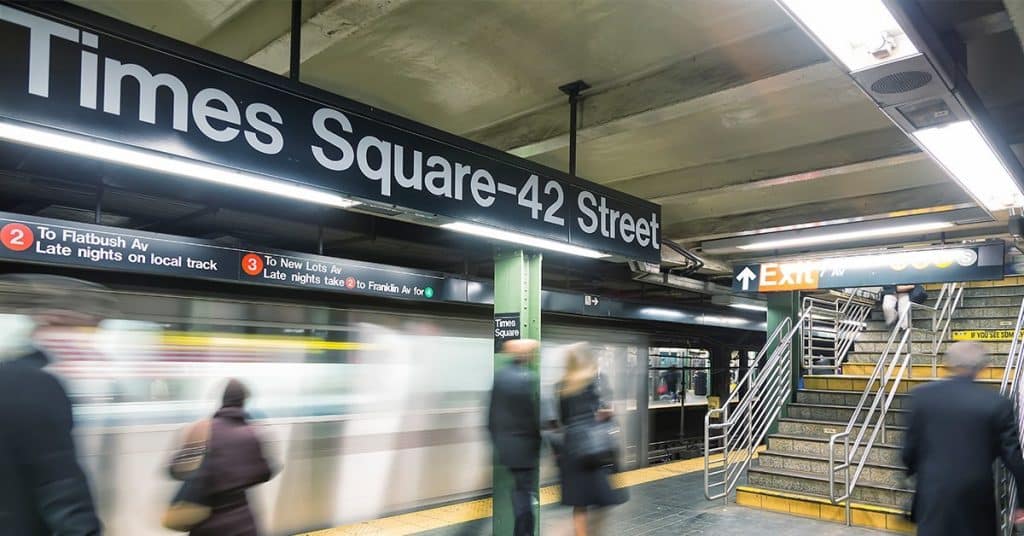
[648,347,709,408]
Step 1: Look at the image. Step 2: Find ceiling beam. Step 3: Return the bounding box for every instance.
[466,25,829,155]
[609,126,920,202]
[667,183,971,244]
[245,0,414,75]
[956,10,1013,42]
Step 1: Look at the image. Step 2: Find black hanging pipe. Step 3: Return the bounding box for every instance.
[289,0,302,81]
[558,80,589,177]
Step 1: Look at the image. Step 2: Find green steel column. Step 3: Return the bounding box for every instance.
[492,248,542,535]
[767,291,801,399]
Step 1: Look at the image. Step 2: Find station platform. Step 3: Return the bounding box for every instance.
[302,458,887,536]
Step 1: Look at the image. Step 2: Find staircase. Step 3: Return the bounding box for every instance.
[730,281,1024,533]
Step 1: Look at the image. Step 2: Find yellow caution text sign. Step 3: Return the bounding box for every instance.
[951,330,1022,341]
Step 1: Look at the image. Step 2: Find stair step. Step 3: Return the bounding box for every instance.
[840,363,1010,381]
[803,375,1001,393]
[844,352,1010,366]
[787,403,907,426]
[777,418,906,444]
[768,434,902,466]
[852,340,1012,354]
[796,389,909,409]
[747,465,912,509]
[956,295,1024,307]
[756,451,906,487]
[736,486,913,533]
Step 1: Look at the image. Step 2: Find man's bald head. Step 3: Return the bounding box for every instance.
[503,339,539,363]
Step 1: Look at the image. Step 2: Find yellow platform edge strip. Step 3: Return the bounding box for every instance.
[298,453,733,536]
[735,486,913,534]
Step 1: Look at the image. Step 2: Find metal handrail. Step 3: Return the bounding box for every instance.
[802,293,872,374]
[996,296,1024,536]
[704,310,805,501]
[828,282,962,524]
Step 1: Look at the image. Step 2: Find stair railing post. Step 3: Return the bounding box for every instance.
[747,359,754,462]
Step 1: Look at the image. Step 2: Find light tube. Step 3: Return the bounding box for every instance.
[737,221,953,251]
[0,120,360,209]
[441,222,609,259]
[913,120,1024,211]
[778,0,918,72]
[730,303,768,313]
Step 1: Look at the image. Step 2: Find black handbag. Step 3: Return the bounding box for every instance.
[566,415,620,469]
[909,285,928,305]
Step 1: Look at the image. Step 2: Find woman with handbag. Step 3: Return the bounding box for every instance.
[558,345,627,536]
[165,379,273,535]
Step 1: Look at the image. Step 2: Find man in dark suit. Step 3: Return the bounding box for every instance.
[488,339,541,536]
[0,275,112,535]
[902,341,1024,535]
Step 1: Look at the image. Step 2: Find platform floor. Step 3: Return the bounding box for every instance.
[418,471,887,536]
[304,459,887,536]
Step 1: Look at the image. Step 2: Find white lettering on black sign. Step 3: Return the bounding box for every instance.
[493,313,521,352]
[0,5,661,262]
[0,213,444,302]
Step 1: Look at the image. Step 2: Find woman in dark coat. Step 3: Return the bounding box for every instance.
[558,345,627,535]
[184,379,273,536]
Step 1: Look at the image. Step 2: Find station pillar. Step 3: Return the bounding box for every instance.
[766,291,801,399]
[492,248,542,536]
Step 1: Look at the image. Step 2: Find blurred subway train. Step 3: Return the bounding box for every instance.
[0,286,648,535]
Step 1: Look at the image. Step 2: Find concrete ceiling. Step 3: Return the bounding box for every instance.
[43,0,1024,279]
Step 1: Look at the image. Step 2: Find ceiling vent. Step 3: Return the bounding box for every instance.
[850,53,967,133]
[870,70,932,94]
[851,54,946,106]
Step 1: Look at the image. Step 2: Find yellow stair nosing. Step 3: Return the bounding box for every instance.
[736,486,907,515]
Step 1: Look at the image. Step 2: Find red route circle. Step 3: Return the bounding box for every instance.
[345,277,356,289]
[241,253,264,276]
[1,223,34,252]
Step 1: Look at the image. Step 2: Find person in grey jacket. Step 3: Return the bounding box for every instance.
[902,341,1024,535]
[0,275,113,536]
[487,339,541,536]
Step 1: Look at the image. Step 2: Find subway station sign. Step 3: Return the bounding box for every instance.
[0,4,661,262]
[732,243,1005,293]
[0,212,766,331]
[0,212,452,302]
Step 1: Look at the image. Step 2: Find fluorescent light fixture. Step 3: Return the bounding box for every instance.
[640,307,687,319]
[711,294,767,312]
[0,120,360,209]
[913,120,1024,211]
[737,221,953,251]
[730,303,768,313]
[441,221,609,259]
[778,0,918,72]
[702,315,749,326]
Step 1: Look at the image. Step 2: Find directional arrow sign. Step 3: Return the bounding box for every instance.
[735,266,759,292]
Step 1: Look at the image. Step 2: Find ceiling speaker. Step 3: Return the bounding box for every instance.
[870,71,933,94]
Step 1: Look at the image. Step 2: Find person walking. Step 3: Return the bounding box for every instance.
[487,339,542,536]
[902,341,1024,535]
[558,344,627,536]
[174,379,273,536]
[0,274,111,536]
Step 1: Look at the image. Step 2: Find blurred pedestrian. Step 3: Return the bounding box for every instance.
[558,344,626,536]
[169,379,273,536]
[0,274,114,535]
[487,339,541,536]
[882,284,924,329]
[663,368,680,402]
[902,341,1024,535]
